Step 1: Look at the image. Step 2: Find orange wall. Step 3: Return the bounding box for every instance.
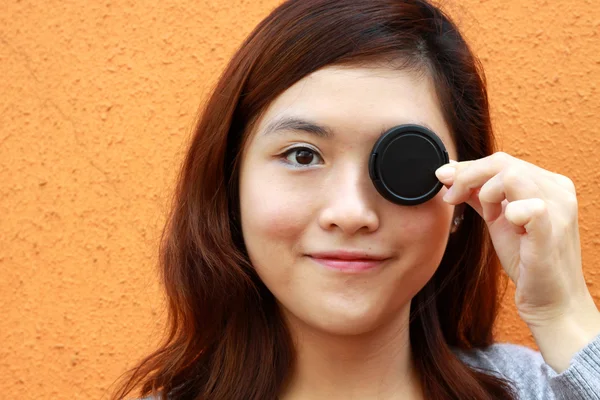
[1,1,599,398]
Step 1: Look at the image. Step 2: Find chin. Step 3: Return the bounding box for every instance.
[300,301,400,336]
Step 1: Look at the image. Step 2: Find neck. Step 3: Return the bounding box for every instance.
[280,303,423,400]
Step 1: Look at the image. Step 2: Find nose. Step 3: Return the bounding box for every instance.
[318,163,380,235]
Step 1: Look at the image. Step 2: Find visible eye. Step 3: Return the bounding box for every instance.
[281,146,323,167]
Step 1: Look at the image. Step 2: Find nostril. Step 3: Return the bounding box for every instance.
[317,202,379,235]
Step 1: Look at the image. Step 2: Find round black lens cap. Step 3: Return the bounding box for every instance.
[369,124,449,205]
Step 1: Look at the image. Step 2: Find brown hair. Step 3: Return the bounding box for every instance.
[111,1,516,399]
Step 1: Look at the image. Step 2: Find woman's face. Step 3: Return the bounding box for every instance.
[239,65,458,335]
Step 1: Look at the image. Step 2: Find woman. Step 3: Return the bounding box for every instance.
[111,0,600,399]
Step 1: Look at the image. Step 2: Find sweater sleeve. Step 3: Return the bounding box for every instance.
[541,332,600,399]
[453,333,600,400]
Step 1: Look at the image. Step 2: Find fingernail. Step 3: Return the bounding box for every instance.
[443,186,454,202]
[435,165,456,181]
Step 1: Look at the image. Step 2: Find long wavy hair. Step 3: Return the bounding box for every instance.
[111,1,516,399]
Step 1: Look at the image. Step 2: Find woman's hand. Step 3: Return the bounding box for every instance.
[435,151,600,372]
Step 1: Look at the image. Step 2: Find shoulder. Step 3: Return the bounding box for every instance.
[451,341,555,399]
[452,341,544,375]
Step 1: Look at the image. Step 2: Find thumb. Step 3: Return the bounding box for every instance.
[504,198,553,261]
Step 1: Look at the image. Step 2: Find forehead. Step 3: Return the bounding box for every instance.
[251,65,456,157]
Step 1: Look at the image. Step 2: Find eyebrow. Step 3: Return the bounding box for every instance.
[261,115,439,141]
[262,116,334,138]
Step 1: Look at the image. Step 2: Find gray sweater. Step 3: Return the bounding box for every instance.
[142,333,600,399]
[452,333,600,399]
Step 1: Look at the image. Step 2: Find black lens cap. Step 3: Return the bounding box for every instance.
[369,124,449,206]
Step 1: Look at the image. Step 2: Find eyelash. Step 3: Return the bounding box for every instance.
[280,145,324,168]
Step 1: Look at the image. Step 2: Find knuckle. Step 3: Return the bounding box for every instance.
[564,192,579,216]
[491,151,512,170]
[555,217,570,232]
[452,168,468,187]
[556,174,576,194]
[502,167,522,186]
[494,151,511,163]
[454,160,470,174]
[564,191,578,206]
[536,198,549,214]
[477,184,493,202]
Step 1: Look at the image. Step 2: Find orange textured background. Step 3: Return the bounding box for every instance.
[1,0,599,398]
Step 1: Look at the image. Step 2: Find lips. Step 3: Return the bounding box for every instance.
[307,250,390,272]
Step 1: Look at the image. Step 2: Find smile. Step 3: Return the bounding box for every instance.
[306,250,390,273]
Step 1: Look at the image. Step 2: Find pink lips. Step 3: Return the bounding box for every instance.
[308,250,389,272]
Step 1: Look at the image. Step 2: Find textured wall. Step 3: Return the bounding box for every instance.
[1,0,599,398]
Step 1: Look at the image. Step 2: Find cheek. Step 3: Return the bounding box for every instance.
[239,165,320,293]
[239,166,315,249]
[400,199,452,238]
[390,196,454,272]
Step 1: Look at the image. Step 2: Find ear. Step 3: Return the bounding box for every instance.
[450,204,466,234]
[454,203,466,219]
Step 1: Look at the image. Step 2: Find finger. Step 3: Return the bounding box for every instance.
[534,173,578,207]
[478,169,544,222]
[552,173,576,194]
[437,152,562,188]
[438,152,564,203]
[462,188,484,218]
[534,176,579,227]
[504,198,553,259]
[510,170,579,226]
[477,173,504,222]
[435,159,459,186]
[435,153,511,189]
[441,152,514,203]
